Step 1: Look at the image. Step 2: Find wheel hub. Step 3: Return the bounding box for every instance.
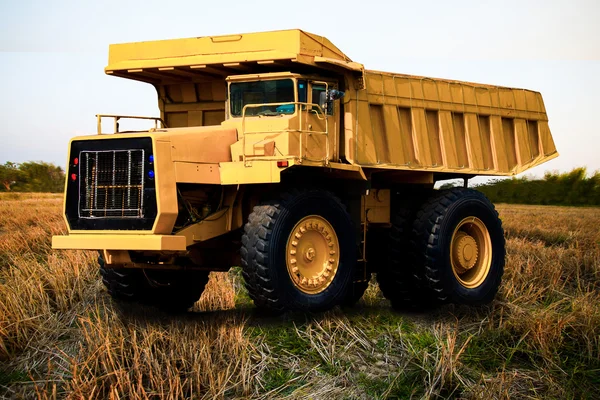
[304,247,316,262]
[452,231,479,274]
[286,216,340,294]
[450,217,492,289]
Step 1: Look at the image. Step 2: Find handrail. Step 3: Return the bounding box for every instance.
[240,102,329,164]
[96,114,167,134]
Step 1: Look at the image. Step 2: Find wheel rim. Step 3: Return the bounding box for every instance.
[285,215,340,294]
[450,217,492,288]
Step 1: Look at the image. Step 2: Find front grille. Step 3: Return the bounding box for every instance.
[66,138,156,230]
[79,149,145,218]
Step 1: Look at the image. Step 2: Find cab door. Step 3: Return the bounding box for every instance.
[301,81,336,162]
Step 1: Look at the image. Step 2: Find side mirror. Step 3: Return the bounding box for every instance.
[318,89,345,114]
[328,89,345,101]
[319,91,327,112]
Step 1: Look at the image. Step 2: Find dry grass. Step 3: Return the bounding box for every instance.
[0,194,598,399]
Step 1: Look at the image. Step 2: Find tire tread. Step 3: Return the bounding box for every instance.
[410,188,505,305]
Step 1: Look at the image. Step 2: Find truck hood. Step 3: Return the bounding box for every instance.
[153,125,238,164]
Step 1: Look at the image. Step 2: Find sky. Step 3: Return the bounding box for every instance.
[1,0,599,179]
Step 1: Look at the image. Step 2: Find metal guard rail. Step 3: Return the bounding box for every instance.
[96,114,167,134]
[241,102,329,164]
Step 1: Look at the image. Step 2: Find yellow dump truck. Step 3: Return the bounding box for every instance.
[52,30,557,312]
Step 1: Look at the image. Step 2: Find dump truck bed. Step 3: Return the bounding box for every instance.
[347,70,557,175]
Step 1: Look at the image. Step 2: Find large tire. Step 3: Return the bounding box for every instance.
[99,253,210,312]
[410,188,505,305]
[240,189,357,313]
[377,207,430,309]
[142,269,210,312]
[376,188,434,310]
[341,268,371,306]
[99,252,144,301]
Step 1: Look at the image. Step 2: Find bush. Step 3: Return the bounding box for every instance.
[477,168,600,206]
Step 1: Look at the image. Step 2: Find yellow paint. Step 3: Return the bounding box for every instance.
[101,29,556,177]
[52,234,186,251]
[53,29,558,254]
[361,189,391,224]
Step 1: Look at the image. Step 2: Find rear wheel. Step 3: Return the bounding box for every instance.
[376,187,434,310]
[341,268,371,306]
[240,189,357,313]
[410,188,505,305]
[99,253,210,312]
[377,207,430,309]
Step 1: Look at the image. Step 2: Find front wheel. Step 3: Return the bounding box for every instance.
[410,188,505,305]
[240,189,357,313]
[99,253,210,312]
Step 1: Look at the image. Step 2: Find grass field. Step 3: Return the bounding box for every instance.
[0,193,598,399]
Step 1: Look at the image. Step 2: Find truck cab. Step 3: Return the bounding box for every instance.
[223,72,341,164]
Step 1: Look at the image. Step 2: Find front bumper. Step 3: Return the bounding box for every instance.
[52,234,186,251]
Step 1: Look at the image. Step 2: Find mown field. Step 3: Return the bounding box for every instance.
[0,193,598,399]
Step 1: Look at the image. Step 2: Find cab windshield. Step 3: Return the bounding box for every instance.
[230,79,295,117]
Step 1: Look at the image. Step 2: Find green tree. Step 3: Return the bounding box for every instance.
[12,161,65,193]
[0,162,24,191]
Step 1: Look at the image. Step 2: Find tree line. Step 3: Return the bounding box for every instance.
[476,167,600,206]
[0,161,65,193]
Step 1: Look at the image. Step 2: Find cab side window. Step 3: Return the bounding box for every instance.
[298,80,307,104]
